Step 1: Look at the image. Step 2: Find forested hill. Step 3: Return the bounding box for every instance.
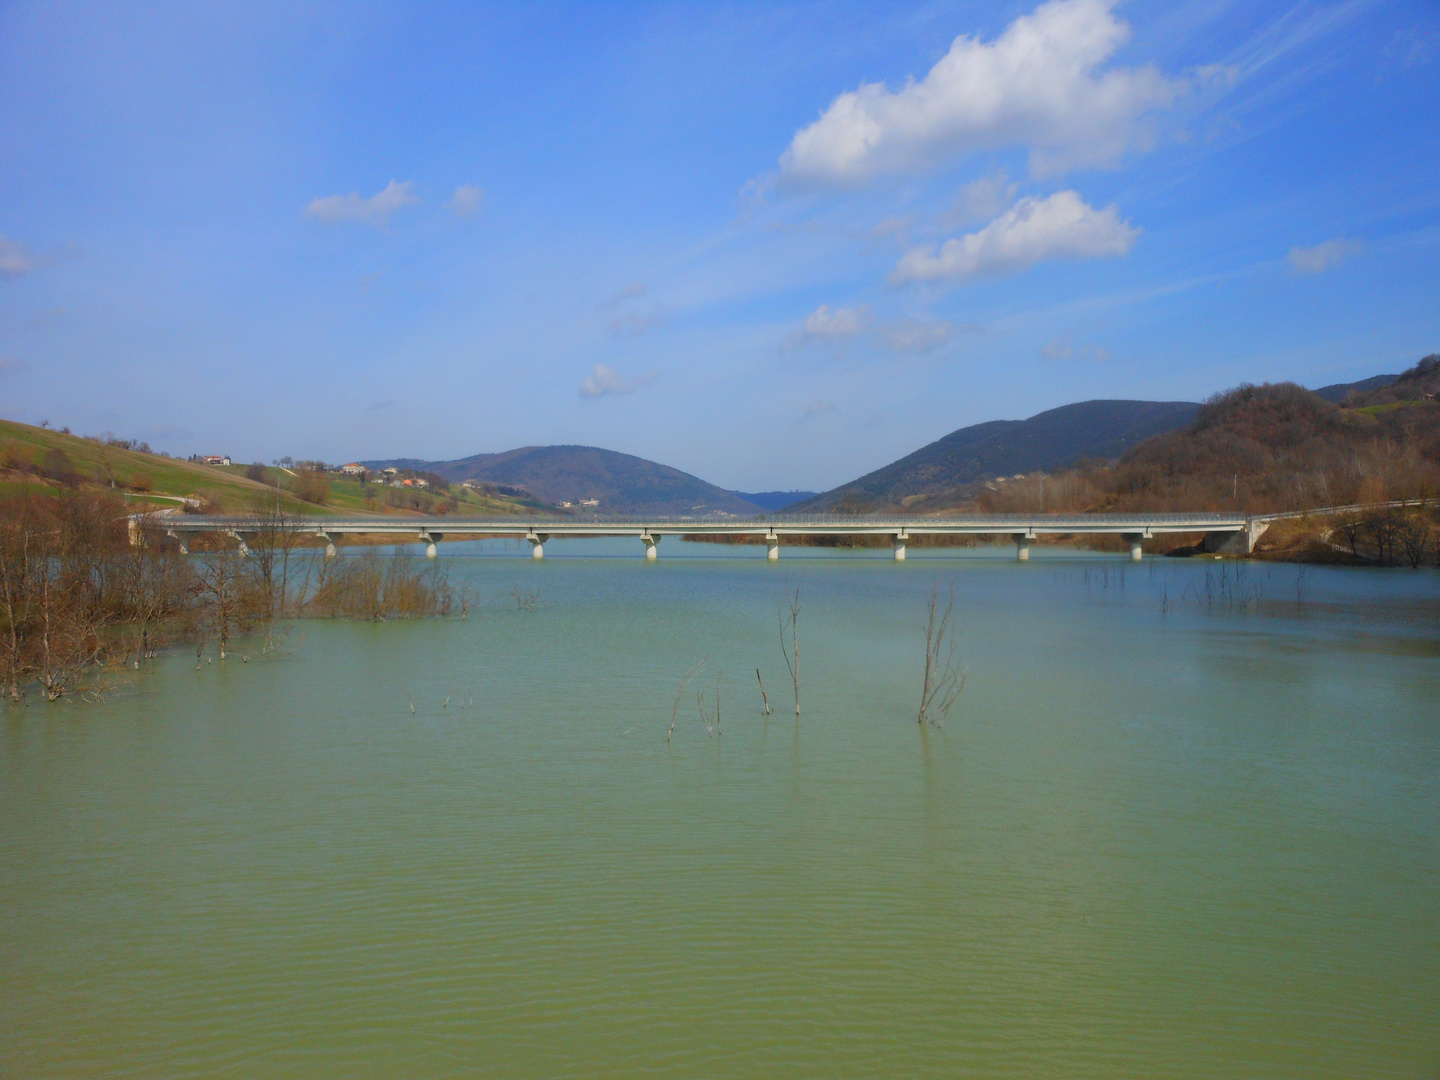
[363,445,765,517]
[790,399,1201,514]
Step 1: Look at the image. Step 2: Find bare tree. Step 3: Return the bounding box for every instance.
[0,508,36,701]
[778,584,800,717]
[1396,513,1433,569]
[192,544,257,660]
[755,668,772,717]
[917,585,966,726]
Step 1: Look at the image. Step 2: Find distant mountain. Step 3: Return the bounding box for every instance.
[363,445,765,517]
[1311,373,1400,403]
[791,399,1200,514]
[732,490,818,512]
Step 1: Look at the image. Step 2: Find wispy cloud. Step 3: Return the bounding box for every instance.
[579,363,658,399]
[941,173,1018,229]
[0,236,34,277]
[1041,330,1110,360]
[891,191,1137,284]
[447,184,484,217]
[1288,237,1361,274]
[602,282,647,309]
[776,0,1185,187]
[880,318,968,354]
[605,311,664,338]
[306,180,420,226]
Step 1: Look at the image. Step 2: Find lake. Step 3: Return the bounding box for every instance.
[3,539,1438,1078]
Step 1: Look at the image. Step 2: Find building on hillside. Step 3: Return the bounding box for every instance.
[340,463,366,476]
[202,454,231,466]
[382,466,400,476]
[411,477,429,488]
[580,498,599,507]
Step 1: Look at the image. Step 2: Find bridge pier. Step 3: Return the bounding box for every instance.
[893,531,908,561]
[642,532,660,560]
[765,532,779,560]
[1012,533,1033,561]
[1203,520,1268,555]
[228,530,252,557]
[526,531,548,559]
[419,531,443,558]
[1122,532,1144,561]
[317,531,337,558]
[166,529,188,555]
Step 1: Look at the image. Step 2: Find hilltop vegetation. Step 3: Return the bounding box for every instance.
[969,358,1440,564]
[978,361,1439,517]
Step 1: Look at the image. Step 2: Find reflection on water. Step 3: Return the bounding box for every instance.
[3,541,1438,1079]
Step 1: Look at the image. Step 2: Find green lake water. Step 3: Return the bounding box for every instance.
[3,540,1438,1078]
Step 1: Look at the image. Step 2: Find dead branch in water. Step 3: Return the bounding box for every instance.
[918,585,966,726]
[778,584,800,718]
[755,667,771,716]
[669,658,707,741]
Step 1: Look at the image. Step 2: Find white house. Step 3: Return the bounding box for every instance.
[340,463,366,476]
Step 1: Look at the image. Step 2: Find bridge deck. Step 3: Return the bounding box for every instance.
[150,512,1252,537]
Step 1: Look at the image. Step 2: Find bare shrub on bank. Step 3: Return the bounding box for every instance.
[306,550,457,620]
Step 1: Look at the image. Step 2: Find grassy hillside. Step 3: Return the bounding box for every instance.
[793,399,1200,514]
[0,419,540,518]
[0,419,324,513]
[365,444,765,517]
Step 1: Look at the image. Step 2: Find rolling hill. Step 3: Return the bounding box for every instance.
[364,445,766,517]
[791,399,1202,514]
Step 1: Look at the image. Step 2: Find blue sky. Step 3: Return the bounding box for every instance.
[1,0,1437,490]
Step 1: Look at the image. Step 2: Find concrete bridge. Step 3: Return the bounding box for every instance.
[142,511,1281,561]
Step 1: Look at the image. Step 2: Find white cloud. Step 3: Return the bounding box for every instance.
[0,236,33,277]
[1288,238,1360,274]
[778,0,1182,187]
[305,180,419,225]
[785,304,872,351]
[891,190,1137,284]
[579,364,658,399]
[881,318,964,353]
[447,184,484,217]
